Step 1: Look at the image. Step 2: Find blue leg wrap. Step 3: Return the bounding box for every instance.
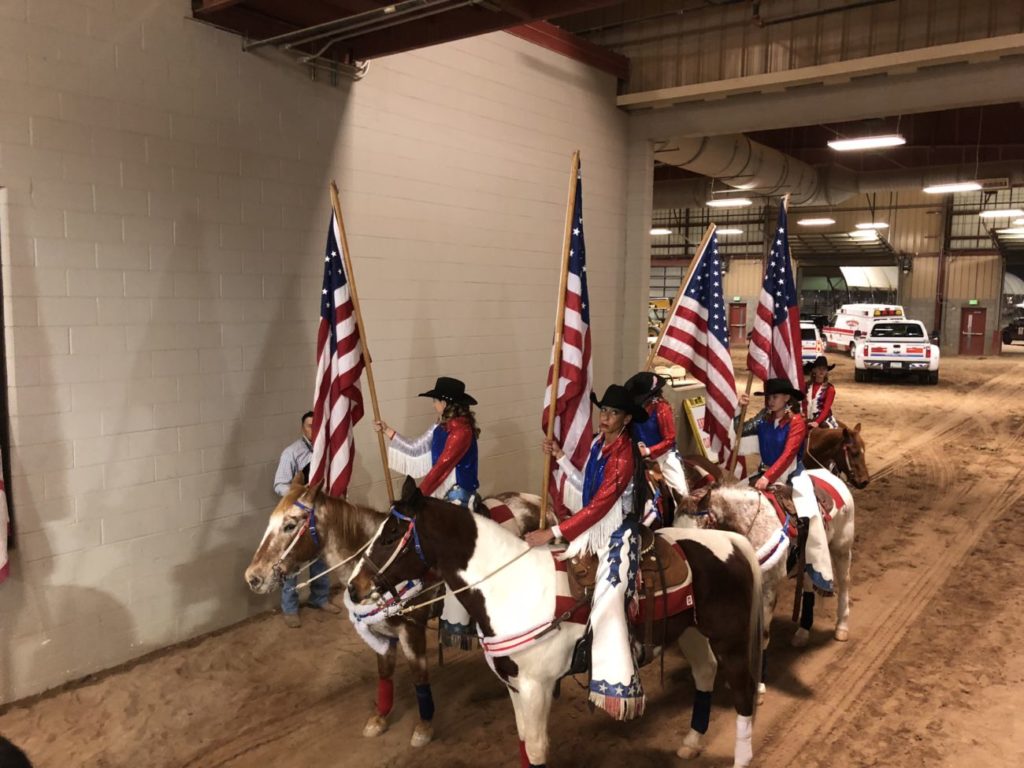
[415,683,435,722]
[800,591,815,630]
[691,689,712,734]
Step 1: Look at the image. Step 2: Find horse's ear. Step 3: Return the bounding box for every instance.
[290,472,305,489]
[842,426,851,441]
[400,475,421,504]
[853,422,862,433]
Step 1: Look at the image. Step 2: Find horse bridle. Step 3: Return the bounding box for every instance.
[358,506,432,602]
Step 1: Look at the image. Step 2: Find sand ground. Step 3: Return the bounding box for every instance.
[2,349,1023,767]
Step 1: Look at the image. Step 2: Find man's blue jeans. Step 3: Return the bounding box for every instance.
[281,558,331,614]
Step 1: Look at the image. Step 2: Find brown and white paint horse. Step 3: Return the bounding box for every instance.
[805,422,871,489]
[244,475,543,749]
[679,468,856,700]
[348,477,764,768]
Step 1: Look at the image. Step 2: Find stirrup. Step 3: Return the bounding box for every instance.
[568,631,592,676]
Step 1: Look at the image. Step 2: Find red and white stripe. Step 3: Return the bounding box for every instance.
[748,299,802,387]
[0,462,8,585]
[658,297,739,467]
[308,212,365,497]
[542,270,593,513]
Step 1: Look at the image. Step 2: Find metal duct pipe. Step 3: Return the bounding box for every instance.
[655,134,858,206]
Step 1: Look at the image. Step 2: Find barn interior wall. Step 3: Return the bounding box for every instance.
[943,253,1003,355]
[0,0,629,703]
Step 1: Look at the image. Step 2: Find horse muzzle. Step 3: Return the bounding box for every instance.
[244,565,279,595]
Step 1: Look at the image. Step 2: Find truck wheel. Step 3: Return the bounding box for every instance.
[928,371,939,385]
[848,342,857,359]
[854,369,865,383]
[1004,331,1013,346]
[918,372,928,385]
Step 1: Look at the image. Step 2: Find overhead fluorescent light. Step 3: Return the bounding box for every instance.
[1014,218,1024,226]
[716,228,743,235]
[706,198,752,208]
[923,181,982,194]
[979,208,1024,219]
[855,222,889,229]
[848,229,878,239]
[827,134,906,151]
[996,227,1024,235]
[797,218,836,226]
[650,227,673,236]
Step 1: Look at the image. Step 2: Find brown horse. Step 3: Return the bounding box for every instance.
[244,476,544,749]
[804,422,870,489]
[244,476,438,748]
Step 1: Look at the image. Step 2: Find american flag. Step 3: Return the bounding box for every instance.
[542,164,594,515]
[0,460,9,586]
[748,203,805,391]
[652,229,739,466]
[308,210,366,497]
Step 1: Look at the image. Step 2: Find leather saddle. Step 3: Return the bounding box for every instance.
[764,484,835,521]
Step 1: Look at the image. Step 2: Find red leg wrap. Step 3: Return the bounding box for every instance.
[377,678,394,717]
[519,739,529,768]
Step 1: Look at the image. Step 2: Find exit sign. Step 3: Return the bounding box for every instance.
[732,296,741,301]
[968,299,979,305]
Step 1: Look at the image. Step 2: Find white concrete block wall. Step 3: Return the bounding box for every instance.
[0,2,631,701]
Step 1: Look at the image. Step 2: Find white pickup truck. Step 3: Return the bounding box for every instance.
[853,319,940,384]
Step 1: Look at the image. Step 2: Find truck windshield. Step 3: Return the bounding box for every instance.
[801,327,817,341]
[871,323,926,339]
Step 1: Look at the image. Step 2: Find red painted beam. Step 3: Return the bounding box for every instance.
[506,21,629,81]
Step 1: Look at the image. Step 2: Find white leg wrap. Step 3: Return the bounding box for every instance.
[734,714,753,767]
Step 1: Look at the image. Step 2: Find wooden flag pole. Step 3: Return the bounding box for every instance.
[330,181,394,504]
[540,150,581,530]
[726,371,754,474]
[644,223,717,372]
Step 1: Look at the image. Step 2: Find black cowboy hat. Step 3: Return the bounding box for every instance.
[754,378,804,401]
[418,376,477,406]
[803,355,836,374]
[590,384,649,422]
[623,371,667,401]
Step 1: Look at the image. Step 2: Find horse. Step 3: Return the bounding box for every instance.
[805,422,870,489]
[244,475,544,749]
[680,468,856,700]
[348,476,764,768]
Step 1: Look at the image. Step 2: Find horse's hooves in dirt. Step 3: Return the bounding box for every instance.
[363,714,389,738]
[410,722,433,748]
[676,730,704,760]
[757,682,766,705]
[791,628,810,648]
[834,626,850,642]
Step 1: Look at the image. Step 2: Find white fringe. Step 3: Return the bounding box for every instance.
[561,476,584,514]
[564,500,624,559]
[387,444,434,479]
[343,581,423,655]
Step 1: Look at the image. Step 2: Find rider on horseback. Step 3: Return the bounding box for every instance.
[374,375,482,645]
[739,378,834,596]
[803,356,839,429]
[624,371,687,526]
[527,384,649,721]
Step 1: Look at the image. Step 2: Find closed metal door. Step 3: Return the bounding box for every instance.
[728,303,747,343]
[958,308,986,356]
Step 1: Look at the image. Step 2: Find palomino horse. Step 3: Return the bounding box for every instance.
[680,469,856,699]
[244,475,544,748]
[348,477,764,768]
[804,422,870,489]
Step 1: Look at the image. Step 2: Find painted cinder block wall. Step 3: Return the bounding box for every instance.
[0,1,630,702]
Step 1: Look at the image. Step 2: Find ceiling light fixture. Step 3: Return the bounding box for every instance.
[923,181,982,194]
[827,134,906,151]
[979,209,1024,219]
[716,228,743,235]
[996,227,1024,235]
[797,218,836,226]
[649,227,673,236]
[848,229,878,239]
[705,198,752,208]
[855,222,889,229]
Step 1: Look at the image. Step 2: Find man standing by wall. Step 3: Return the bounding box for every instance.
[273,411,341,628]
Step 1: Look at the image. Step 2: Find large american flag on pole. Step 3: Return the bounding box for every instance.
[542,166,593,514]
[308,211,365,497]
[652,230,739,466]
[748,202,805,391]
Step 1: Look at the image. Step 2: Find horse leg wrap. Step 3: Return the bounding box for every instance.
[414,683,435,722]
[800,591,816,630]
[376,678,394,717]
[691,689,712,734]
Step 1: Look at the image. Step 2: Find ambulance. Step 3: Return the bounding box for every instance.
[823,304,906,357]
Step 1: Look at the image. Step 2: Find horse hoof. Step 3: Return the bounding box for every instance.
[791,628,809,648]
[834,626,849,642]
[757,682,766,705]
[676,744,704,760]
[363,715,389,738]
[410,722,433,748]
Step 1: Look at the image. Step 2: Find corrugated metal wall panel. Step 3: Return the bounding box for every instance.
[581,0,1024,93]
[907,254,939,300]
[946,254,1002,298]
[725,259,764,297]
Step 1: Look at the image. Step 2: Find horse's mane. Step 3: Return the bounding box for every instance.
[281,482,385,547]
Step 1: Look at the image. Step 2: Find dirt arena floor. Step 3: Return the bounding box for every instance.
[2,348,1023,767]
